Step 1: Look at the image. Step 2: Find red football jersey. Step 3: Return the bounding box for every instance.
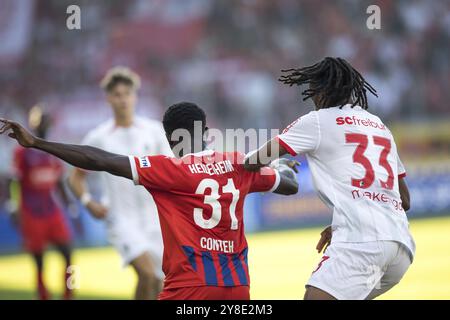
[129,150,279,290]
[13,147,63,217]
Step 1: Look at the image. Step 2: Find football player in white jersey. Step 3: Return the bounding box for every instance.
[245,57,415,300]
[68,67,173,299]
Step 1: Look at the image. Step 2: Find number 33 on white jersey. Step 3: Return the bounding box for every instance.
[276,104,415,258]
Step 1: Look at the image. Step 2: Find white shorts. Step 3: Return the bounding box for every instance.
[106,216,164,280]
[307,241,412,300]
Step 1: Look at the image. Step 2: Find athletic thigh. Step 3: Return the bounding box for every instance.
[365,242,412,300]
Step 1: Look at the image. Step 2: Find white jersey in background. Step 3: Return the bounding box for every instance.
[82,116,172,269]
[277,104,416,299]
[277,105,415,256]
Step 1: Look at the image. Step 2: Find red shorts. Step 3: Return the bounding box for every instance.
[21,212,71,253]
[158,286,250,300]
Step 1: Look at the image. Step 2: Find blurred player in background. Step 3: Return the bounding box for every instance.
[6,106,73,300]
[246,57,415,300]
[0,102,299,300]
[68,67,172,300]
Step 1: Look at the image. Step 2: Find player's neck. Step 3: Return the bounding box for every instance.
[114,114,134,128]
[178,141,207,157]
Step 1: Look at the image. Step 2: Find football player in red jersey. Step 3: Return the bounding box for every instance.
[1,102,299,300]
[6,106,74,300]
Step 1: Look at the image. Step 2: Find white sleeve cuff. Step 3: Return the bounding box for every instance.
[128,156,140,185]
[268,169,281,193]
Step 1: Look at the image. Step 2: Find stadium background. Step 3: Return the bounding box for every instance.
[0,0,449,299]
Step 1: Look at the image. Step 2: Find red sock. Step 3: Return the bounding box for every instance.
[37,271,50,300]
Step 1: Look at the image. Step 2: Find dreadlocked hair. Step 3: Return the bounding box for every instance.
[279,57,378,109]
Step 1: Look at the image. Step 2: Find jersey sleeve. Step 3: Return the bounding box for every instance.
[128,155,178,191]
[276,111,320,156]
[397,156,406,179]
[77,130,104,174]
[247,166,280,193]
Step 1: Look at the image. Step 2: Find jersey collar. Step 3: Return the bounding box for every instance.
[182,149,214,158]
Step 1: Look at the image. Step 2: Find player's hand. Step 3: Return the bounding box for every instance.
[0,119,37,148]
[283,158,300,173]
[316,225,332,253]
[86,201,109,220]
[270,158,300,173]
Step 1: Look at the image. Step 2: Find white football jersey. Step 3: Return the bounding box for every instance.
[277,104,415,258]
[82,116,173,230]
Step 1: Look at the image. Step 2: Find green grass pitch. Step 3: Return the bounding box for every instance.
[0,216,449,299]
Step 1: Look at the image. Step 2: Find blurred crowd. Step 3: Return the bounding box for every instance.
[0,0,449,162]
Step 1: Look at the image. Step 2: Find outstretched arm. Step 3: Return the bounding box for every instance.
[271,158,299,195]
[244,139,289,172]
[245,112,320,172]
[0,119,132,180]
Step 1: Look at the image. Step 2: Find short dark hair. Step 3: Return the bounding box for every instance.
[100,66,141,92]
[279,57,377,109]
[163,102,207,136]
